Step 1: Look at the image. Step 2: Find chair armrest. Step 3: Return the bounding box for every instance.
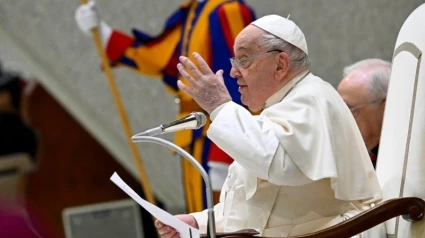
[209,197,424,238]
[200,229,259,238]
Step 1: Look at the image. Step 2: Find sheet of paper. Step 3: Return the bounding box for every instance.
[110,172,201,238]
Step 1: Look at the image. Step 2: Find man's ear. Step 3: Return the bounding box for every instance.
[275,52,290,81]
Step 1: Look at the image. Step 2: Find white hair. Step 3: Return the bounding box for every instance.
[260,34,310,73]
[343,58,391,102]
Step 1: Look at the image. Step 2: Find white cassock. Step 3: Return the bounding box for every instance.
[191,71,384,237]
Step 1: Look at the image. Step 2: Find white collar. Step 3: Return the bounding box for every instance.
[264,70,310,108]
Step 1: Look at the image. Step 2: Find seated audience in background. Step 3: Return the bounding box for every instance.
[0,64,49,237]
[338,59,391,168]
[155,14,383,237]
[0,64,37,160]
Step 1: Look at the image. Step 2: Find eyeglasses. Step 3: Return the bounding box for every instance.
[347,99,383,112]
[230,49,283,70]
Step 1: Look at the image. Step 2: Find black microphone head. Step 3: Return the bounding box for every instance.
[192,112,207,129]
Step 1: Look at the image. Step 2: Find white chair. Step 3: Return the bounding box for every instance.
[375,3,425,238]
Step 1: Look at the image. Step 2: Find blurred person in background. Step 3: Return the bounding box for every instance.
[0,63,37,160]
[0,62,51,238]
[338,59,391,168]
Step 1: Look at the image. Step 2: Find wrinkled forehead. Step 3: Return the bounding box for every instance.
[339,73,370,103]
[234,25,265,54]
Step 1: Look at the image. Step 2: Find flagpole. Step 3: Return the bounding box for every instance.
[79,0,156,206]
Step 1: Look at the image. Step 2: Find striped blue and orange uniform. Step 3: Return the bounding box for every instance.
[105,0,255,213]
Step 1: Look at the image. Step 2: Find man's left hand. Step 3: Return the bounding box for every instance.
[177,52,232,115]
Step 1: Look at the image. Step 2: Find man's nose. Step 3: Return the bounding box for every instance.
[230,66,241,78]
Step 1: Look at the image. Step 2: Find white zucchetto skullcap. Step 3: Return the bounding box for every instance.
[251,14,308,55]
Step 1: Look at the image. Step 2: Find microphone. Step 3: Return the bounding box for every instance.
[131,111,216,237]
[131,129,217,238]
[133,112,207,137]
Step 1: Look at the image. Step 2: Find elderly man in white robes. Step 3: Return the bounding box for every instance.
[155,14,383,237]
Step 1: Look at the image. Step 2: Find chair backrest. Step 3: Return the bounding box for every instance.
[0,153,34,201]
[375,3,425,238]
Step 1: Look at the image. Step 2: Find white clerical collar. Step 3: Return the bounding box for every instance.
[264,70,310,108]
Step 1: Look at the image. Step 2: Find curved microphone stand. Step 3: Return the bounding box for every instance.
[131,135,216,238]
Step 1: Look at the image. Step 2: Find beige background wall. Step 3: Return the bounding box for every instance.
[0,0,423,211]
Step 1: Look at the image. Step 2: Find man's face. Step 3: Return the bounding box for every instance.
[338,71,384,146]
[230,26,280,112]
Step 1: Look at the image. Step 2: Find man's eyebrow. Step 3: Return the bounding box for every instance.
[236,46,248,50]
[236,46,249,51]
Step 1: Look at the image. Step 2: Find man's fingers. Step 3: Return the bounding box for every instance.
[170,233,181,238]
[165,231,178,238]
[193,52,214,75]
[156,220,172,236]
[177,63,198,87]
[177,80,194,96]
[157,226,168,235]
[215,69,225,84]
[162,228,178,238]
[155,220,164,228]
[179,56,203,79]
[157,225,175,235]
